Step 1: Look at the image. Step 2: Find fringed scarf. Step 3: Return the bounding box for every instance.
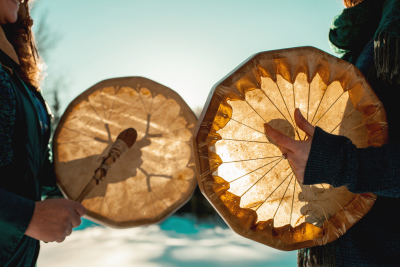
[299,0,400,265]
[329,0,400,84]
[298,244,337,267]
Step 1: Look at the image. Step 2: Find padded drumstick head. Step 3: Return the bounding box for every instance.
[117,128,137,148]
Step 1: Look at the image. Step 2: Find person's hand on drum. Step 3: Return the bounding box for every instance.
[264,108,315,183]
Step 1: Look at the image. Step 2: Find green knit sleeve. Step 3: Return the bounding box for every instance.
[304,127,400,197]
[0,188,35,266]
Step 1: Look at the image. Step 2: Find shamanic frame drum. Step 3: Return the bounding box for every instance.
[193,47,388,250]
[54,77,198,228]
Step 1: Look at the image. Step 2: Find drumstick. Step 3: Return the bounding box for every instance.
[75,128,137,203]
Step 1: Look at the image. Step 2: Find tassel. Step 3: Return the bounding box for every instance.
[298,244,336,267]
[374,32,400,84]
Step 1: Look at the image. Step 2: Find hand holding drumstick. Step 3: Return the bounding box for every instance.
[25,128,137,243]
[264,108,315,183]
[25,199,86,243]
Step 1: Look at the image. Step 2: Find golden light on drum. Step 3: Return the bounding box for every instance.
[54,77,197,228]
[194,47,388,250]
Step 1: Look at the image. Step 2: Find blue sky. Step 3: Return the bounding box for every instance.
[31,0,344,113]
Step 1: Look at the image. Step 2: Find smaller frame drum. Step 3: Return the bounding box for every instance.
[54,77,198,228]
[193,47,388,250]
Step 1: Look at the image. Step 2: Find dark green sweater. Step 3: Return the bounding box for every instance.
[303,39,400,266]
[299,0,400,265]
[0,49,54,267]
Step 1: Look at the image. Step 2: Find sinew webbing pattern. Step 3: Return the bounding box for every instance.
[194,47,388,250]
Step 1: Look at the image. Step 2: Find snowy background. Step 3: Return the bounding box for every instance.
[38,217,297,267]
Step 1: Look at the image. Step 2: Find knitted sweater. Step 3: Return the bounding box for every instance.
[0,49,57,266]
[298,1,400,265]
[300,39,400,266]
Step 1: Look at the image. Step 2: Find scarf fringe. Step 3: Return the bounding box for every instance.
[374,31,400,84]
[298,244,336,267]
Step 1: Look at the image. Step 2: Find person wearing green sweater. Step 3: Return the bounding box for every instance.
[265,0,400,266]
[0,1,86,266]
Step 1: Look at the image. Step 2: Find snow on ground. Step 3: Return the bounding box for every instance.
[37,216,297,267]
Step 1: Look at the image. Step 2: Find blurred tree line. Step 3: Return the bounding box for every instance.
[174,108,225,225]
[33,7,225,226]
[32,6,63,131]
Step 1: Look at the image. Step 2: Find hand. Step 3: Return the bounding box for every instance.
[264,108,315,183]
[25,198,86,243]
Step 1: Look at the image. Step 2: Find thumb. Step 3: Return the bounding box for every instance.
[294,108,315,137]
[73,201,87,217]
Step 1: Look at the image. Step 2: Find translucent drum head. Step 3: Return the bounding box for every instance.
[54,77,198,228]
[193,47,388,250]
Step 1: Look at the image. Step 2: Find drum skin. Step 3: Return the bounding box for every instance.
[54,77,198,228]
[193,47,388,250]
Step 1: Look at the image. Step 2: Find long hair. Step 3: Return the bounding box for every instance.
[2,0,41,89]
[343,0,365,8]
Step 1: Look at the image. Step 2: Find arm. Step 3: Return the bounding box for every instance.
[0,67,36,265]
[0,189,35,266]
[0,67,85,248]
[304,126,400,197]
[264,108,400,198]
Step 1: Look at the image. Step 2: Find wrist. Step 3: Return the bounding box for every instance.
[304,127,350,187]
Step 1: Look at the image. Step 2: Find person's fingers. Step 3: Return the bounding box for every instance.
[279,145,291,159]
[71,212,82,228]
[73,201,87,217]
[284,150,295,161]
[264,123,300,151]
[56,235,66,243]
[294,108,315,137]
[296,174,304,184]
[279,145,290,154]
[65,225,73,236]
